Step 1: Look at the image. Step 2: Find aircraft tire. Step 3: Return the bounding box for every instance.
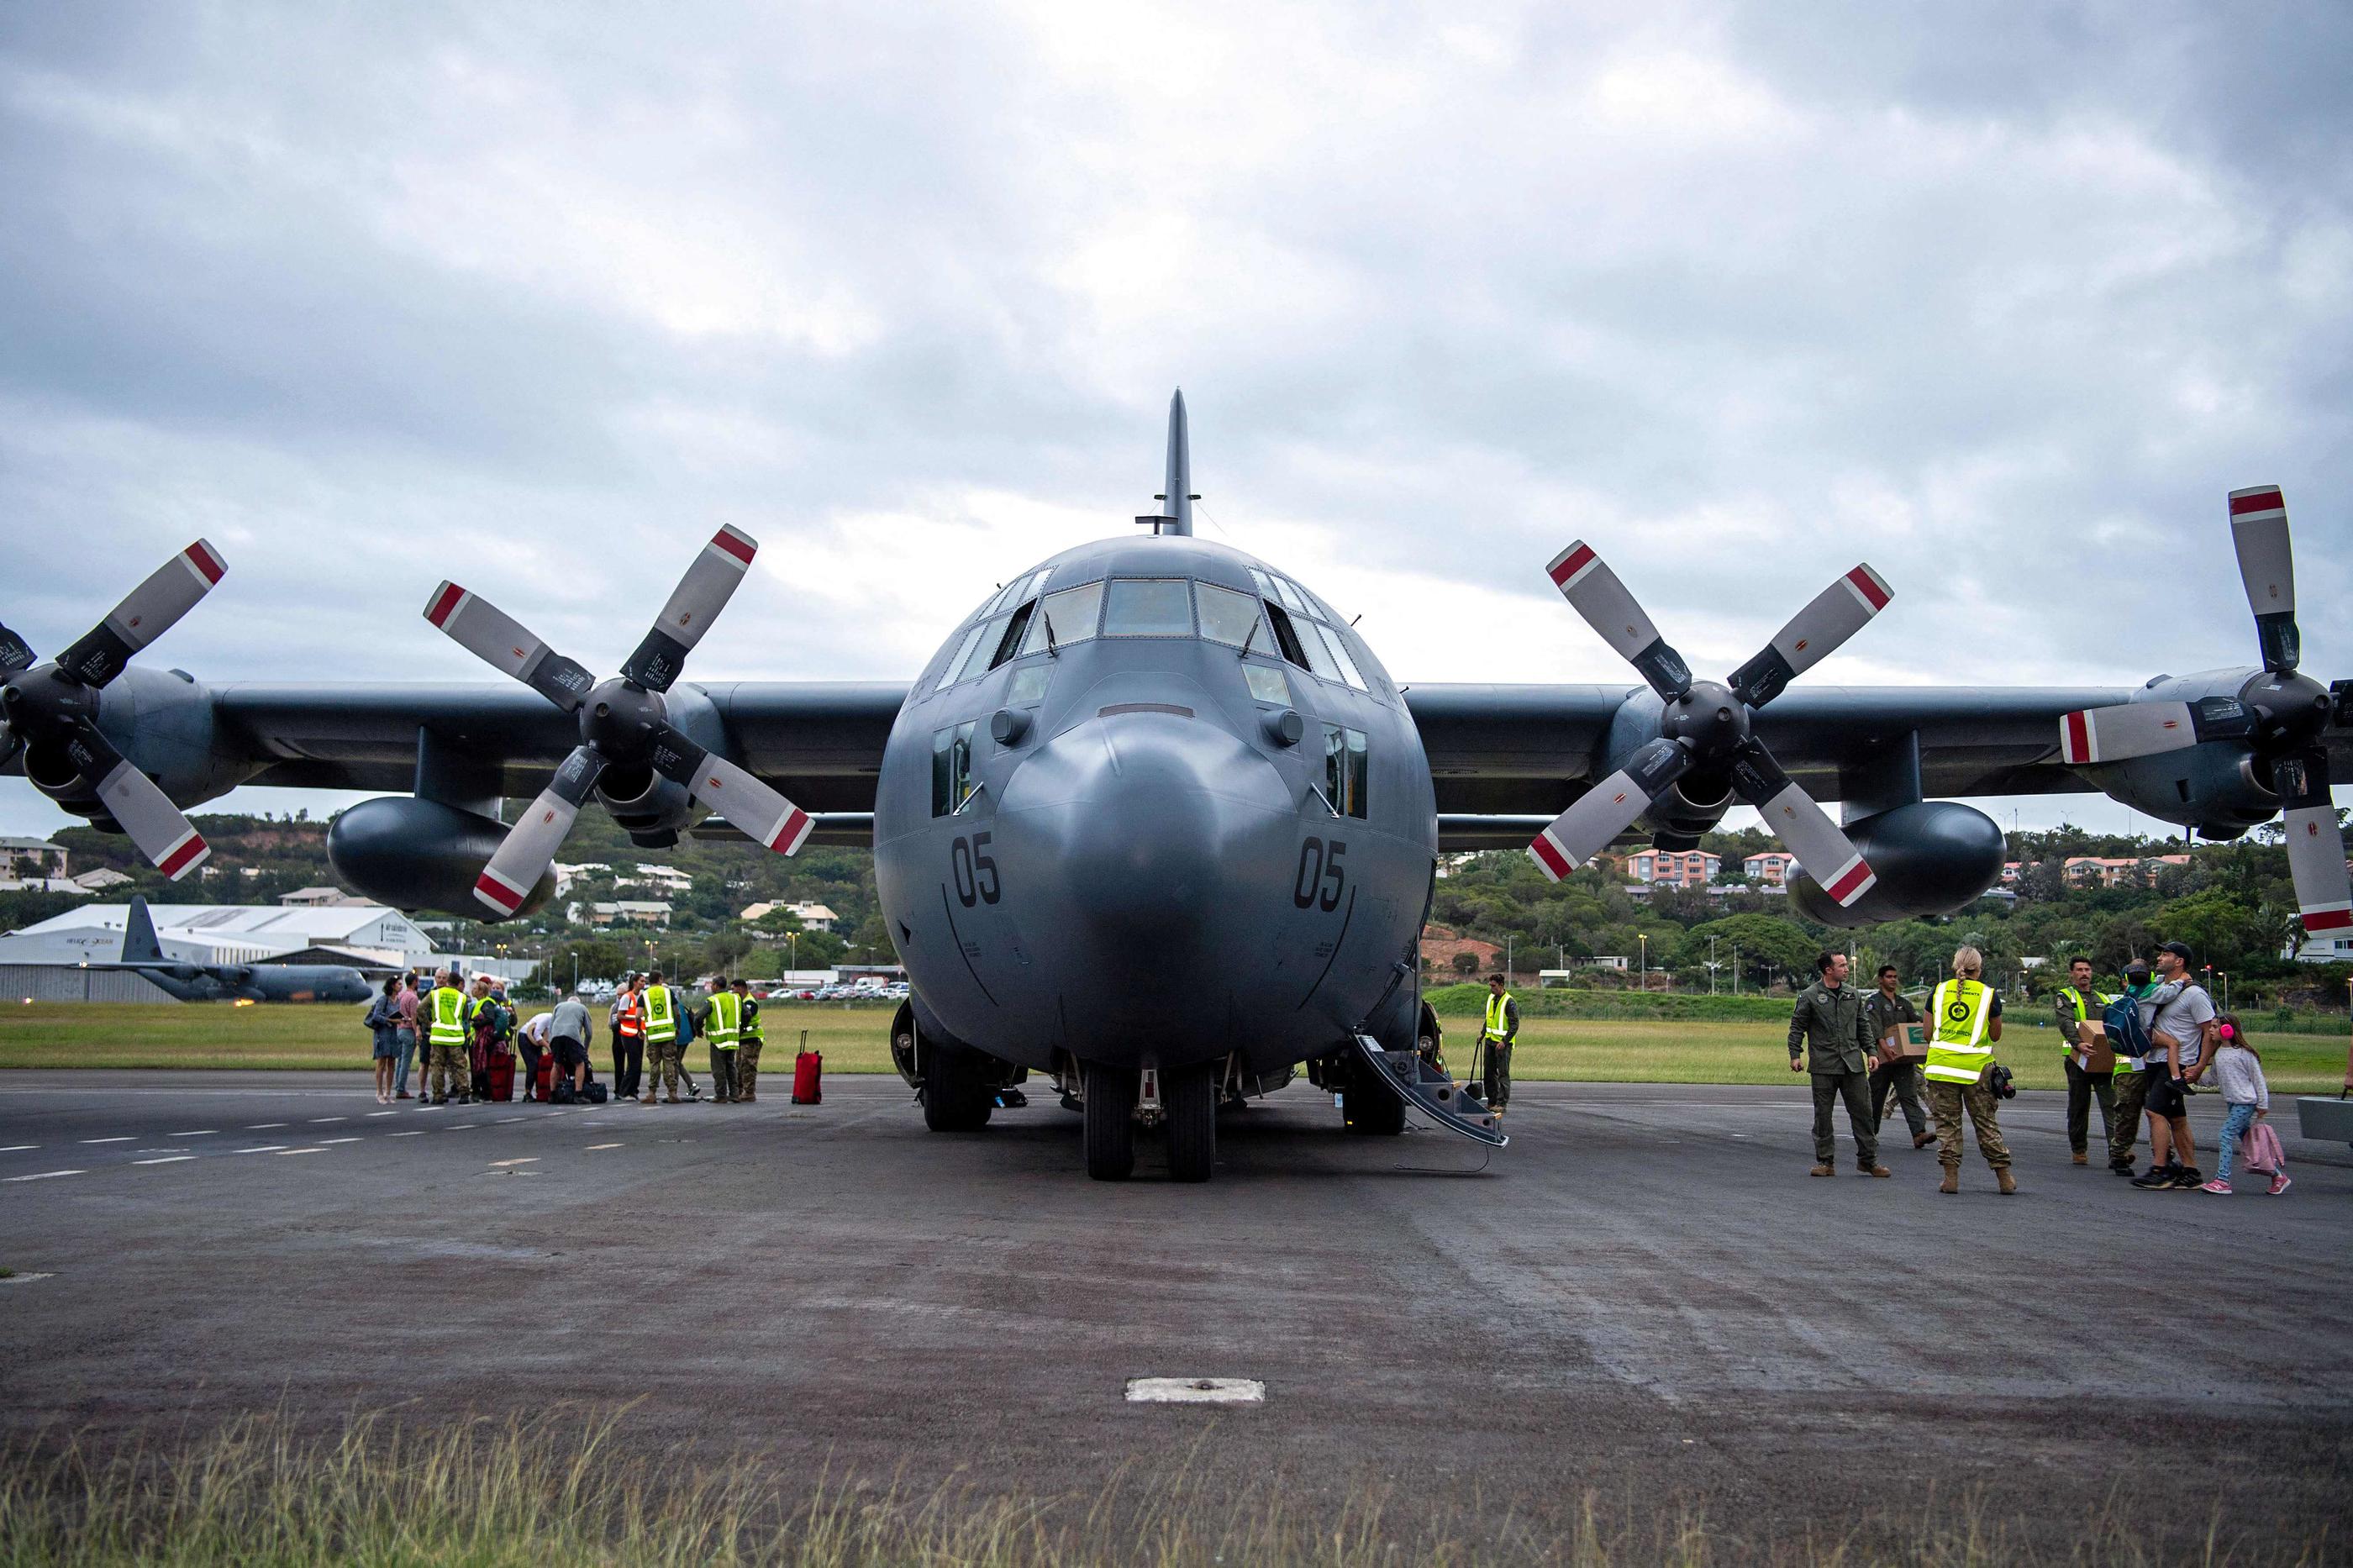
[1343,1077,1408,1136]
[1082,1061,1136,1180]
[922,1046,995,1133]
[1165,1063,1216,1183]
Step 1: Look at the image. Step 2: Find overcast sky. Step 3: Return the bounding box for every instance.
[3,1,2347,842]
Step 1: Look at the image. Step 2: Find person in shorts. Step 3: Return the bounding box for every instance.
[547,993,592,1099]
[2130,941,2217,1191]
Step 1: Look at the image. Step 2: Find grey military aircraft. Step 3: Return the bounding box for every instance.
[67,895,376,1004]
[3,392,2347,1178]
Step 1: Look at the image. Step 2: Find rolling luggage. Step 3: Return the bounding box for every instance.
[532,1049,557,1103]
[792,1047,823,1105]
[485,1051,516,1102]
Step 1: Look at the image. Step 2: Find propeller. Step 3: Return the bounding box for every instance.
[0,544,226,879]
[423,525,813,916]
[2058,486,2348,935]
[1529,543,1891,908]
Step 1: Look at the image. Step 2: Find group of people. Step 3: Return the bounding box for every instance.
[361,968,767,1108]
[1791,940,2287,1196]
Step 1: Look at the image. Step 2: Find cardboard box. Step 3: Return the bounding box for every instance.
[2076,1018,2116,1074]
[1885,1023,1927,1060]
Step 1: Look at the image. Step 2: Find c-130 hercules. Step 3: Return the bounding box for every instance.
[3,393,2347,1180]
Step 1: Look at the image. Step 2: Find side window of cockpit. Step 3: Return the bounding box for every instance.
[931,721,977,817]
[1005,662,1051,706]
[1322,723,1368,819]
[1017,580,1103,656]
[1102,578,1193,637]
[1242,663,1290,705]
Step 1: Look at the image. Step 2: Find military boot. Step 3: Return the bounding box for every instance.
[1996,1168,2018,1196]
[1938,1167,1959,1195]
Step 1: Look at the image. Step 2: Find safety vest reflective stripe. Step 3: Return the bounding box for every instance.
[641,986,676,1044]
[1924,980,1995,1084]
[1482,992,1513,1042]
[616,995,642,1038]
[738,1001,762,1041]
[707,991,740,1050]
[427,987,468,1047]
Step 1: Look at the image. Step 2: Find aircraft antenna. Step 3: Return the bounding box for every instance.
[1159,389,1195,536]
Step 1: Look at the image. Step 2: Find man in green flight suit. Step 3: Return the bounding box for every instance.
[1788,951,1889,1178]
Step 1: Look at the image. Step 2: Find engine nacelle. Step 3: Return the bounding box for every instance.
[327,797,555,919]
[2071,668,2284,835]
[20,736,105,818]
[1788,801,2007,929]
[1645,771,1733,850]
[593,764,694,837]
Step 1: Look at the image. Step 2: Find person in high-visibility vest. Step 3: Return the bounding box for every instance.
[640,971,682,1103]
[424,969,473,1105]
[1924,944,2013,1195]
[1477,974,1519,1114]
[610,976,645,1098]
[2052,956,2118,1166]
[729,978,766,1102]
[704,976,743,1102]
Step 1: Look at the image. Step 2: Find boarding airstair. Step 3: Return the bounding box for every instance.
[1346,1034,1508,1148]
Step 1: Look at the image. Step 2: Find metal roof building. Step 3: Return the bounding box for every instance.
[0,903,435,969]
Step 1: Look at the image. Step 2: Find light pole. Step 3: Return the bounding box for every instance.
[1732,944,1740,996]
[1708,934,1719,995]
[1638,933,1647,992]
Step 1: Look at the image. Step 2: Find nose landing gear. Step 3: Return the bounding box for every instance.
[1076,1059,1218,1181]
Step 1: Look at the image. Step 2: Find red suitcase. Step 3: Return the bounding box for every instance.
[532,1049,556,1103]
[792,1049,823,1105]
[485,1052,516,1102]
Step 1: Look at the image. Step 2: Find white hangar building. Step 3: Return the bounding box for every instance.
[0,903,435,970]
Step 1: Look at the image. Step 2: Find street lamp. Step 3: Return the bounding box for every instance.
[1638,933,1647,992]
[1708,934,1719,996]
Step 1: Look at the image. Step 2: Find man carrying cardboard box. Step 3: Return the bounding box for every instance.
[1864,964,1932,1150]
[2053,957,2118,1166]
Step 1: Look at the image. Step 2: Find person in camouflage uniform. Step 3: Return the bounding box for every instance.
[731,978,765,1102]
[424,970,472,1104]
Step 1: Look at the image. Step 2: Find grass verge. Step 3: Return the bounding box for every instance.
[0,1409,2314,1566]
[4,1004,2348,1092]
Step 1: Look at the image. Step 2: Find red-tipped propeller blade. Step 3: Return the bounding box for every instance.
[2229,486,2299,675]
[1543,541,1692,701]
[641,723,813,856]
[67,721,208,879]
[55,540,226,687]
[472,745,607,916]
[1728,740,1877,908]
[1527,738,1691,881]
[1729,564,1892,708]
[619,525,759,693]
[2057,696,2255,766]
[2277,750,2351,939]
[422,582,598,713]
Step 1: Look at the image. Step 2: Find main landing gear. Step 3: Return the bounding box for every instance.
[1077,1060,1217,1182]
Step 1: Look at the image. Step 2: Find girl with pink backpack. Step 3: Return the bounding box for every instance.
[2201,1017,2289,1197]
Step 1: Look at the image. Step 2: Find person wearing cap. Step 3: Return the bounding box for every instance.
[2130,941,2218,1191]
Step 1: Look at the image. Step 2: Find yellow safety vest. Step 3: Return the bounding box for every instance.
[1924,979,1996,1085]
[642,985,676,1045]
[427,986,468,1048]
[2056,986,2113,1055]
[706,990,740,1050]
[1482,991,1513,1044]
[738,998,762,1042]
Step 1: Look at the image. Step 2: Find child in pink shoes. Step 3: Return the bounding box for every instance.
[2201,1018,2288,1197]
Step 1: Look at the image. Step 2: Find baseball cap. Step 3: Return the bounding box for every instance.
[2156,940,2194,963]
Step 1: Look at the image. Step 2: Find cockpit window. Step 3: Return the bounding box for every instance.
[1311,621,1367,692]
[1195,581,1265,648]
[1323,723,1368,818]
[1017,580,1103,656]
[1102,578,1193,637]
[951,615,1013,684]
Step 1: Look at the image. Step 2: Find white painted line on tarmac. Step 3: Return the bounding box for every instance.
[3,1170,85,1183]
[1125,1377,1265,1405]
[134,1155,197,1165]
[448,1123,481,1129]
[367,1111,397,1118]
[488,1157,539,1167]
[0,1272,56,1284]
[78,1136,133,1144]
[585,1143,624,1150]
[169,1129,218,1137]
[0,1144,39,1153]
[280,1148,328,1156]
[319,1137,361,1144]
[247,1123,287,1129]
[233,1145,288,1155]
[387,1130,425,1137]
[308,1117,347,1124]
[495,1117,526,1124]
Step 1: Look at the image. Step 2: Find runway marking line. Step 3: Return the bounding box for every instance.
[1125,1377,1265,1405]
[0,1144,39,1153]
[78,1136,133,1144]
[495,1117,526,1124]
[233,1145,288,1155]
[134,1155,197,1165]
[387,1130,425,1138]
[308,1117,347,1124]
[3,1170,84,1183]
[169,1130,218,1137]
[448,1123,481,1130]
[366,1111,397,1118]
[279,1148,328,1156]
[247,1123,288,1129]
[488,1157,539,1167]
[585,1143,623,1150]
[319,1138,361,1144]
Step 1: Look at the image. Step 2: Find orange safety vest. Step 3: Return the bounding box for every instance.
[616,993,644,1039]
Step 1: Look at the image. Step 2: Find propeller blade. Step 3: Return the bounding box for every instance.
[423,582,598,713]
[619,525,759,693]
[2228,487,2298,675]
[0,623,34,676]
[1728,739,1877,908]
[643,723,813,855]
[1728,565,1892,708]
[473,745,605,916]
[0,720,21,772]
[66,721,208,879]
[2277,750,2350,939]
[2058,697,2255,766]
[1544,541,1692,701]
[55,540,226,687]
[1527,738,1691,881]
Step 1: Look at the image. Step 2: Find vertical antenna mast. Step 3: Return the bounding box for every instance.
[1159,389,1194,536]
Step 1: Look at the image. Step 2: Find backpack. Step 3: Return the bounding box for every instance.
[2103,993,2156,1066]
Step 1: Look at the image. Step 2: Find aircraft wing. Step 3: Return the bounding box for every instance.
[1403,682,2140,818]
